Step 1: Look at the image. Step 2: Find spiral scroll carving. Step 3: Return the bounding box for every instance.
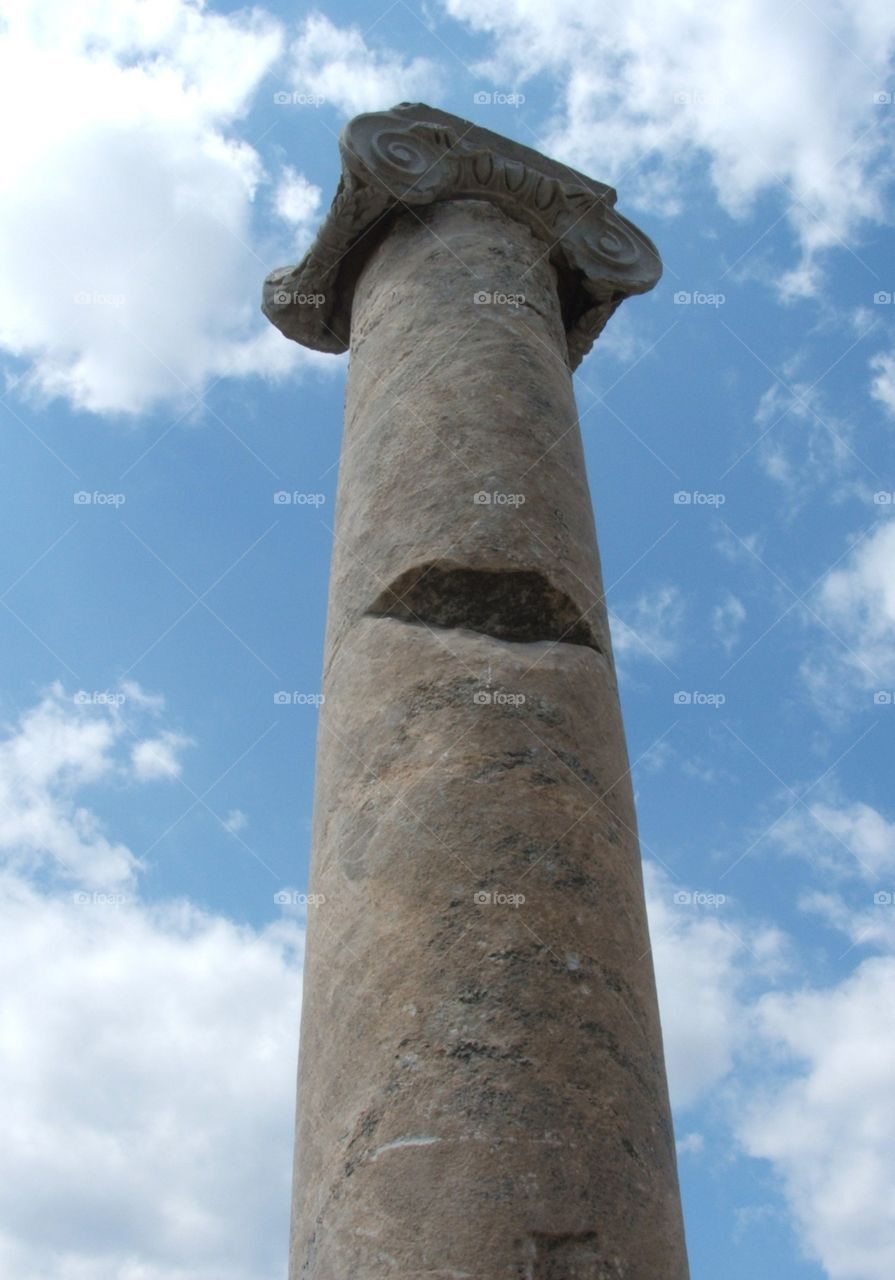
[262,104,661,369]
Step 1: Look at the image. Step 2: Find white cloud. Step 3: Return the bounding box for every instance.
[582,305,650,368]
[0,683,304,1279]
[443,0,895,290]
[131,730,192,781]
[809,801,895,878]
[273,166,322,235]
[644,863,785,1110]
[815,520,895,685]
[739,957,895,1280]
[0,684,137,886]
[223,808,248,835]
[870,349,895,417]
[0,682,194,884]
[799,889,895,955]
[712,592,746,653]
[773,798,895,882]
[752,372,858,495]
[610,584,684,666]
[0,872,302,1280]
[676,1131,705,1156]
[648,853,895,1278]
[120,679,165,714]
[287,13,442,117]
[0,0,319,416]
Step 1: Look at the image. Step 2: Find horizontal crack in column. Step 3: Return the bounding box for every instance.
[366,564,601,651]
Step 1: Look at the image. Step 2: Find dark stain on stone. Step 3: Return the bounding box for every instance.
[550,747,601,789]
[532,770,561,786]
[487,946,538,966]
[472,748,539,781]
[342,1105,382,1178]
[404,675,481,717]
[577,1017,672,1145]
[448,1039,532,1066]
[620,1135,642,1165]
[457,984,488,1004]
[553,872,597,900]
[526,1230,603,1279]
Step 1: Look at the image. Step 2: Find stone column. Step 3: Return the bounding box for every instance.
[264,104,689,1280]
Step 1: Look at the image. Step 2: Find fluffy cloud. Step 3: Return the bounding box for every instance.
[648,850,895,1279]
[752,378,855,495]
[287,13,442,116]
[815,519,895,686]
[131,730,192,780]
[800,889,895,956]
[610,584,685,667]
[273,166,322,239]
[644,863,785,1110]
[0,874,302,1280]
[807,801,895,878]
[739,957,895,1280]
[443,0,895,291]
[870,349,895,417]
[223,808,248,835]
[772,796,895,881]
[712,592,746,653]
[0,0,317,415]
[731,792,895,1278]
[0,684,137,885]
[0,684,304,1280]
[0,683,196,884]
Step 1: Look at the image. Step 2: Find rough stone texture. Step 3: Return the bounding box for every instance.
[285,196,690,1279]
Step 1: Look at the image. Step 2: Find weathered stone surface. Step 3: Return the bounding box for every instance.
[262,102,662,369]
[276,189,690,1278]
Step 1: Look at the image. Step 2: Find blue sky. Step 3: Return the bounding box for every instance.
[1,2,894,1277]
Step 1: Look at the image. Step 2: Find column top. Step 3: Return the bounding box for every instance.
[262,102,662,370]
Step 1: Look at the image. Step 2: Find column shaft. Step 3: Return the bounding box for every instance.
[289,198,688,1280]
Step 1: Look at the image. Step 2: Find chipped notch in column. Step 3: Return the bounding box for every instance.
[366,563,602,651]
